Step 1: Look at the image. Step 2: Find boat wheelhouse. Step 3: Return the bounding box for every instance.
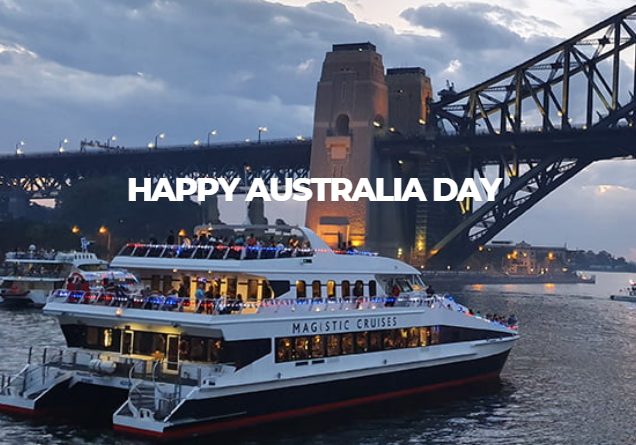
[0,248,108,307]
[0,226,518,439]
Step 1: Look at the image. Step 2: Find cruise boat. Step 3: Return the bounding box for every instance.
[610,280,636,302]
[0,225,518,439]
[0,247,109,307]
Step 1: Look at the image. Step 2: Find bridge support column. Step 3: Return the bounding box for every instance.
[305,43,388,250]
[412,158,466,269]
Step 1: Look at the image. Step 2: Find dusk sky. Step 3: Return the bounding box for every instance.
[1,0,635,260]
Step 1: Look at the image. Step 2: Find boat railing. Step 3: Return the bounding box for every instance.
[117,243,314,261]
[116,242,378,260]
[46,289,518,330]
[5,251,58,261]
[48,289,192,311]
[49,288,441,313]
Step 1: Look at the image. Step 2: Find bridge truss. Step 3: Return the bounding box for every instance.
[0,140,311,199]
[424,5,636,266]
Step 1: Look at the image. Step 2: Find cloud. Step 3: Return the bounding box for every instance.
[400,2,557,50]
[0,41,165,105]
[0,0,563,151]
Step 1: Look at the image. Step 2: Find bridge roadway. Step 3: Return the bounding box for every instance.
[1,125,635,199]
[377,126,636,164]
[4,125,635,180]
[0,138,312,198]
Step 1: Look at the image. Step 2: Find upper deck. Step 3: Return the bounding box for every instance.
[110,225,410,277]
[117,225,342,261]
[3,250,106,265]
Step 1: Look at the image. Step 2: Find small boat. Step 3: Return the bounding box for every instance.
[0,246,108,307]
[609,280,636,302]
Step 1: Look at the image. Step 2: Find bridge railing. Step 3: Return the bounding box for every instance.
[0,137,311,159]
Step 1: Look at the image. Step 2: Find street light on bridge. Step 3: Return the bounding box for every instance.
[207,129,218,146]
[257,126,268,143]
[149,132,165,150]
[107,135,117,147]
[15,140,25,156]
[58,138,69,154]
[193,139,201,146]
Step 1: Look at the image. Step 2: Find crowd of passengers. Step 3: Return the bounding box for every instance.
[6,246,58,260]
[462,306,518,327]
[3,263,64,278]
[152,230,311,251]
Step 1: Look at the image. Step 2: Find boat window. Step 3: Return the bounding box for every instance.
[355,332,368,353]
[312,280,321,299]
[397,278,413,292]
[269,280,290,298]
[296,280,306,299]
[261,281,273,299]
[420,327,430,346]
[407,328,420,348]
[277,338,293,362]
[227,277,237,298]
[294,337,310,359]
[369,331,382,351]
[369,281,377,297]
[430,326,441,345]
[395,329,408,349]
[86,327,99,347]
[176,336,270,369]
[341,280,350,298]
[209,279,222,298]
[247,279,258,301]
[189,338,206,361]
[103,329,113,348]
[122,331,133,355]
[382,330,395,350]
[326,334,340,357]
[178,338,190,360]
[326,280,336,299]
[341,333,354,355]
[411,275,425,291]
[353,280,364,297]
[133,331,161,356]
[311,335,325,358]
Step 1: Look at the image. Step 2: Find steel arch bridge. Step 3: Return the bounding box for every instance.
[413,4,636,266]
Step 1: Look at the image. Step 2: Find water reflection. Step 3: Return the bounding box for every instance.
[1,272,636,444]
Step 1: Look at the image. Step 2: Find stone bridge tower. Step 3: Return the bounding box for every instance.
[306,43,435,261]
[305,43,388,250]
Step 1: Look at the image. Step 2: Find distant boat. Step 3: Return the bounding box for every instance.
[0,248,108,307]
[610,280,636,302]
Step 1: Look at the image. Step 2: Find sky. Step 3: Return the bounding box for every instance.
[0,0,635,260]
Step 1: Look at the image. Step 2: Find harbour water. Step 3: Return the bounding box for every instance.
[1,271,636,445]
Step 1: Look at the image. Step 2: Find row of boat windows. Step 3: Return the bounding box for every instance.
[144,276,388,300]
[60,325,271,369]
[145,276,387,301]
[295,280,375,299]
[275,325,511,363]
